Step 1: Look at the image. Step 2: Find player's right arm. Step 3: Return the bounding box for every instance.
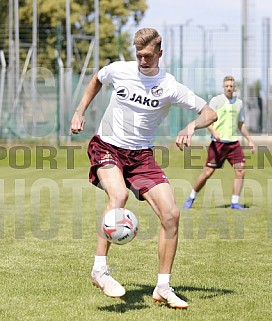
[70,73,103,134]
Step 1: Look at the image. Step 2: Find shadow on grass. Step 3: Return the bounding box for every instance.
[181,204,251,210]
[215,203,251,209]
[97,284,234,312]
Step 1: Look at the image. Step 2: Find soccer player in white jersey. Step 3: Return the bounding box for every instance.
[183,75,256,210]
[70,28,217,309]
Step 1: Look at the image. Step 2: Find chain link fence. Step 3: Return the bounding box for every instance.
[0,22,271,145]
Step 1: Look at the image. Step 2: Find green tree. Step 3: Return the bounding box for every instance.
[0,1,13,63]
[1,0,148,72]
[76,0,148,67]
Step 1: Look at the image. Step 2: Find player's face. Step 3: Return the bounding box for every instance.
[136,44,162,76]
[223,80,235,98]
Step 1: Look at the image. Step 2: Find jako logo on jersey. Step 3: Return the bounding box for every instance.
[116,86,129,100]
[129,93,159,107]
[116,86,160,107]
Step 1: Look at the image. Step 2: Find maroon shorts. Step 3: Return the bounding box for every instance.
[206,141,245,168]
[87,135,169,200]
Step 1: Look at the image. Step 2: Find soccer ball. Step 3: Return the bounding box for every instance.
[102,208,138,245]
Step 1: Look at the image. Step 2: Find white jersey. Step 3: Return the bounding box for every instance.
[97,61,206,149]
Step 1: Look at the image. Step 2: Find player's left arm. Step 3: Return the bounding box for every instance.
[176,105,217,150]
[238,121,256,153]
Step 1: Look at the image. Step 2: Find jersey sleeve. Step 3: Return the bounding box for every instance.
[97,63,114,84]
[172,82,206,113]
[209,96,218,110]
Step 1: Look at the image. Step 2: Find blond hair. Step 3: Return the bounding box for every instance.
[223,75,235,83]
[133,28,162,51]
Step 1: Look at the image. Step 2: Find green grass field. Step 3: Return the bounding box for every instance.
[0,142,271,321]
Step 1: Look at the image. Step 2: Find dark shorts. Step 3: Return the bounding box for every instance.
[206,141,245,168]
[87,135,169,200]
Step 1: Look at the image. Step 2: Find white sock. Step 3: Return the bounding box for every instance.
[92,256,107,272]
[190,189,197,199]
[157,274,170,286]
[232,195,239,204]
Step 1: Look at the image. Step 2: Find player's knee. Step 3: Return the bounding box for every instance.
[108,188,129,208]
[161,206,180,230]
[236,168,245,179]
[204,168,215,179]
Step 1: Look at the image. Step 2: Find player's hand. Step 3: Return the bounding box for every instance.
[249,141,256,154]
[213,131,221,141]
[69,111,86,135]
[176,121,195,151]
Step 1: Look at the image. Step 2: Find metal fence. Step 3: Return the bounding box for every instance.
[0,21,271,145]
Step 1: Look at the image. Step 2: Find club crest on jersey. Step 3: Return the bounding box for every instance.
[116,86,129,100]
[151,86,163,97]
